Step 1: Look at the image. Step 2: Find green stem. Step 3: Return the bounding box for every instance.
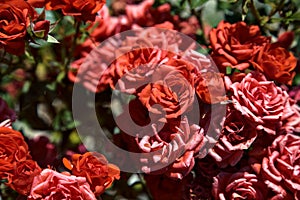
[64,20,81,70]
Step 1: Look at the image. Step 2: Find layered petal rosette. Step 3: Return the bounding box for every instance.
[0,127,31,180]
[63,152,120,196]
[251,43,297,85]
[209,109,258,168]
[230,72,289,134]
[0,0,36,55]
[261,133,300,200]
[136,117,206,179]
[7,160,41,196]
[28,169,96,200]
[209,21,270,72]
[212,171,268,200]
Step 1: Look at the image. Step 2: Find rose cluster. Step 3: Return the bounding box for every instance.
[0,97,120,199]
[143,21,300,200]
[1,0,299,199]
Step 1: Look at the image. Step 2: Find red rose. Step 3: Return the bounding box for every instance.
[195,71,227,104]
[230,72,289,135]
[212,171,268,200]
[209,108,257,168]
[7,160,41,195]
[138,58,195,120]
[0,127,30,180]
[209,21,270,72]
[251,43,297,85]
[0,0,36,55]
[261,133,300,200]
[28,169,97,200]
[46,0,105,22]
[63,152,120,196]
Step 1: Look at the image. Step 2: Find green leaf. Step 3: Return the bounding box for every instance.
[56,71,66,83]
[242,0,252,20]
[226,66,232,75]
[190,0,209,9]
[22,81,31,93]
[47,35,59,43]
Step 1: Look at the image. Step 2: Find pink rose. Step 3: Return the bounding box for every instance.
[280,98,300,134]
[261,134,300,200]
[212,171,267,200]
[28,169,96,200]
[136,117,206,179]
[230,72,289,135]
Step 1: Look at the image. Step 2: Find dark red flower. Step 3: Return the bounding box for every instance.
[209,108,257,168]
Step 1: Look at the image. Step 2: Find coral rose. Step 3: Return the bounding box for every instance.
[212,171,268,200]
[28,169,96,200]
[209,21,270,72]
[46,0,105,22]
[7,160,41,196]
[230,72,289,135]
[251,43,297,85]
[261,133,300,200]
[0,0,36,55]
[0,127,30,180]
[63,152,120,196]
